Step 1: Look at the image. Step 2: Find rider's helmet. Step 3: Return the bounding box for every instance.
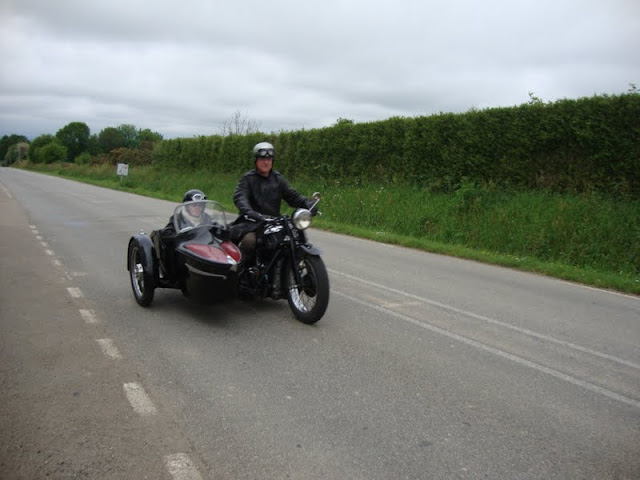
[253,142,275,159]
[181,189,207,226]
[183,189,207,203]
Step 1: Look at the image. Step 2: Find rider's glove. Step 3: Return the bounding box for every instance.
[245,211,264,223]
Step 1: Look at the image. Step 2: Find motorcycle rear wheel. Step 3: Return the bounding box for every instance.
[128,240,155,307]
[286,254,329,324]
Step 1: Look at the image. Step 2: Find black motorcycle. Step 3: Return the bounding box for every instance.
[234,192,330,324]
[127,194,329,324]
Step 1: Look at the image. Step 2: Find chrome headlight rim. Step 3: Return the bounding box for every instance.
[293,209,313,230]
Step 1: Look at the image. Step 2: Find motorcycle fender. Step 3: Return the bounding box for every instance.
[127,233,156,272]
[296,243,322,257]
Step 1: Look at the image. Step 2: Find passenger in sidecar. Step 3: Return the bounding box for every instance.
[127,189,242,306]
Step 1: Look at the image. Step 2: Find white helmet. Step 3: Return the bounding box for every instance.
[253,142,274,159]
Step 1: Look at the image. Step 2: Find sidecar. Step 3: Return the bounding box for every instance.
[127,200,243,306]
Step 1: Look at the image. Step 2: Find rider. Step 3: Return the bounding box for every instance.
[232,142,316,264]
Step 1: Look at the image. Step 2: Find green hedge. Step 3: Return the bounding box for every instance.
[151,93,640,197]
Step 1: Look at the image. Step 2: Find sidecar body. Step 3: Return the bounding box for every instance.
[127,200,242,306]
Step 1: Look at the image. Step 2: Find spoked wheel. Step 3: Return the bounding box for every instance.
[128,239,155,307]
[286,254,329,324]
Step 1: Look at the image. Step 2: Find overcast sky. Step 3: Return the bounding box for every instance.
[1,0,638,140]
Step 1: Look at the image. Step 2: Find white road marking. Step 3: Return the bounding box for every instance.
[45,249,54,256]
[123,382,157,416]
[79,309,98,324]
[164,453,204,480]
[336,290,640,410]
[96,339,122,359]
[53,259,62,267]
[66,287,83,298]
[330,269,640,371]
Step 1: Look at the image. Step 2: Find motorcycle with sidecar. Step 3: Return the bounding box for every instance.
[126,195,329,324]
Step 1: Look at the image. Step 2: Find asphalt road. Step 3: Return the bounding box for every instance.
[1,167,639,480]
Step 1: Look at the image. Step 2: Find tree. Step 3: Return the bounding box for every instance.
[116,124,138,148]
[56,121,90,162]
[0,134,29,162]
[137,128,163,144]
[2,142,29,166]
[98,127,126,153]
[219,110,262,136]
[87,134,100,155]
[29,134,55,163]
[40,141,67,164]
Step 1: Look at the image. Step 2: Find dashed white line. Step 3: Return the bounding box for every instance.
[123,382,157,416]
[67,287,83,298]
[164,453,204,480]
[96,339,122,359]
[45,249,54,256]
[79,309,98,324]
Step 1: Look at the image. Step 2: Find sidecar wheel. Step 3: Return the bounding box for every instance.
[128,240,155,307]
[286,254,330,324]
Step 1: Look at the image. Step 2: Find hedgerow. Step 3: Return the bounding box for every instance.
[151,93,640,197]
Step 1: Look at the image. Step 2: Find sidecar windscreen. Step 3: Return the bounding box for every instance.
[173,200,229,233]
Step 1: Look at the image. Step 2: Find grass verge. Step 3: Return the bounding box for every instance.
[13,161,640,295]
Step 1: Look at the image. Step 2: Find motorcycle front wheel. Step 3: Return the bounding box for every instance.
[286,254,330,324]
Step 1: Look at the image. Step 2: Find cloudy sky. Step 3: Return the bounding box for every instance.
[1,0,638,140]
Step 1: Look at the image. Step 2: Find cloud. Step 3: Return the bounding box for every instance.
[1,0,638,139]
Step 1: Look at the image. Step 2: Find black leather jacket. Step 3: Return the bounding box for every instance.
[233,170,312,221]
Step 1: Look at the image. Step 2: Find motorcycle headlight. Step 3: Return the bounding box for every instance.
[293,209,313,230]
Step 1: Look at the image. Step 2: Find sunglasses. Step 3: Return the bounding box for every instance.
[191,193,205,201]
[257,148,274,158]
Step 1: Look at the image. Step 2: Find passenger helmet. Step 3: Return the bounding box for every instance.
[183,189,207,202]
[253,142,275,159]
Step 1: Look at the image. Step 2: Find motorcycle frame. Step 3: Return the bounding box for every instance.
[254,214,320,295]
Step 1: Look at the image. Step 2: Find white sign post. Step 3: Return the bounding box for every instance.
[116,163,129,181]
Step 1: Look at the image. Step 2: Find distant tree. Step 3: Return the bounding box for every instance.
[28,134,55,163]
[2,142,29,166]
[117,124,139,148]
[56,121,90,162]
[219,110,261,136]
[86,134,100,155]
[39,140,67,164]
[137,128,163,144]
[0,134,29,162]
[98,127,126,153]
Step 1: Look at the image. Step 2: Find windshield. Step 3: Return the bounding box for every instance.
[172,200,229,233]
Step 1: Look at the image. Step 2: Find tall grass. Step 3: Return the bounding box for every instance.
[15,162,640,294]
[310,182,639,274]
